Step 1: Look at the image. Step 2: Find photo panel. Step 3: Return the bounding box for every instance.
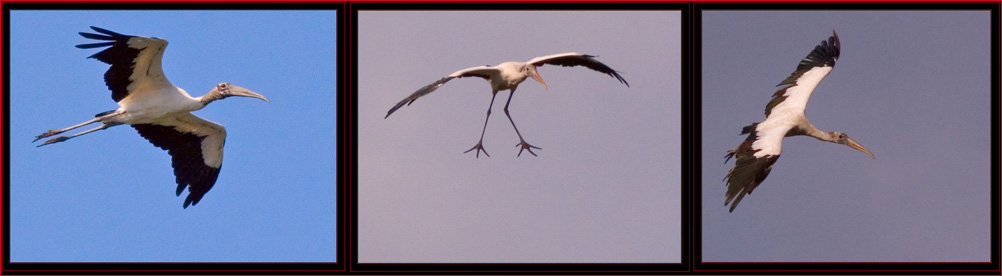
[353,2,688,272]
[696,3,998,272]
[5,3,342,272]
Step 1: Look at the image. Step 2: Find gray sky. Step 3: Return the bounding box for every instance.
[357,11,681,263]
[701,11,991,262]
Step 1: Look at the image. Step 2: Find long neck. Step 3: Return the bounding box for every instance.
[809,129,839,143]
[198,90,226,106]
[160,86,208,112]
[799,120,837,142]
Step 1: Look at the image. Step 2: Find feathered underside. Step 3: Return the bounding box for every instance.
[765,31,840,117]
[528,52,629,87]
[724,123,782,212]
[384,66,498,119]
[132,113,226,208]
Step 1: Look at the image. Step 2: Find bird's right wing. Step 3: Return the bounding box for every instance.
[723,123,790,212]
[384,66,499,118]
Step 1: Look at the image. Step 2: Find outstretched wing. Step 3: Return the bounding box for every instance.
[132,113,226,208]
[724,123,789,212]
[764,31,840,117]
[385,66,500,118]
[526,52,629,87]
[76,26,173,102]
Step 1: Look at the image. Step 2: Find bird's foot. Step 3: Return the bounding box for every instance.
[515,140,541,157]
[464,141,490,158]
[36,136,69,147]
[34,129,63,142]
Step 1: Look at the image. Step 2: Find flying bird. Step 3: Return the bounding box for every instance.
[724,31,873,212]
[34,26,270,208]
[385,52,629,158]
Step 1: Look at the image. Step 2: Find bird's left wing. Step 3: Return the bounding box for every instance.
[76,26,173,103]
[132,113,226,208]
[763,31,840,117]
[526,52,629,86]
[385,66,498,118]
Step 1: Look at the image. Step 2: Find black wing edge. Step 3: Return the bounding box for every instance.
[132,124,222,209]
[723,122,777,212]
[536,55,630,87]
[385,77,453,119]
[778,30,841,86]
[75,26,140,102]
[75,26,132,49]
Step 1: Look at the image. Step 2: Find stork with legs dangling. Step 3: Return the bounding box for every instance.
[386,52,629,158]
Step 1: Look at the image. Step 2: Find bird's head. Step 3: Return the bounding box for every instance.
[832,132,874,159]
[526,65,547,90]
[204,82,270,104]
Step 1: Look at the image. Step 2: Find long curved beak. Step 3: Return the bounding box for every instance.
[226,85,270,103]
[844,137,874,159]
[528,66,547,90]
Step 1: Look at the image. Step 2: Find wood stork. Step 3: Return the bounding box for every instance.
[723,31,873,212]
[385,52,629,158]
[33,26,269,208]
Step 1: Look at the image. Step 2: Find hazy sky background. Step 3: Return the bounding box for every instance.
[701,11,991,262]
[357,11,681,263]
[8,11,337,262]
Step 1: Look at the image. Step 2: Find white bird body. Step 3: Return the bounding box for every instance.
[386,52,629,158]
[752,66,834,158]
[492,62,530,90]
[35,26,268,208]
[116,87,200,123]
[724,31,873,212]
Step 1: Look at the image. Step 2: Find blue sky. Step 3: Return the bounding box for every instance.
[8,11,337,262]
[701,11,991,262]
[357,11,681,263]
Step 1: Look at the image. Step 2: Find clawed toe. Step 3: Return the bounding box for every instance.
[515,140,541,157]
[464,142,490,158]
[463,139,541,157]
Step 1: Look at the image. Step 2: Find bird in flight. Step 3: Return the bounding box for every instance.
[385,52,629,158]
[34,26,270,208]
[724,31,873,212]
